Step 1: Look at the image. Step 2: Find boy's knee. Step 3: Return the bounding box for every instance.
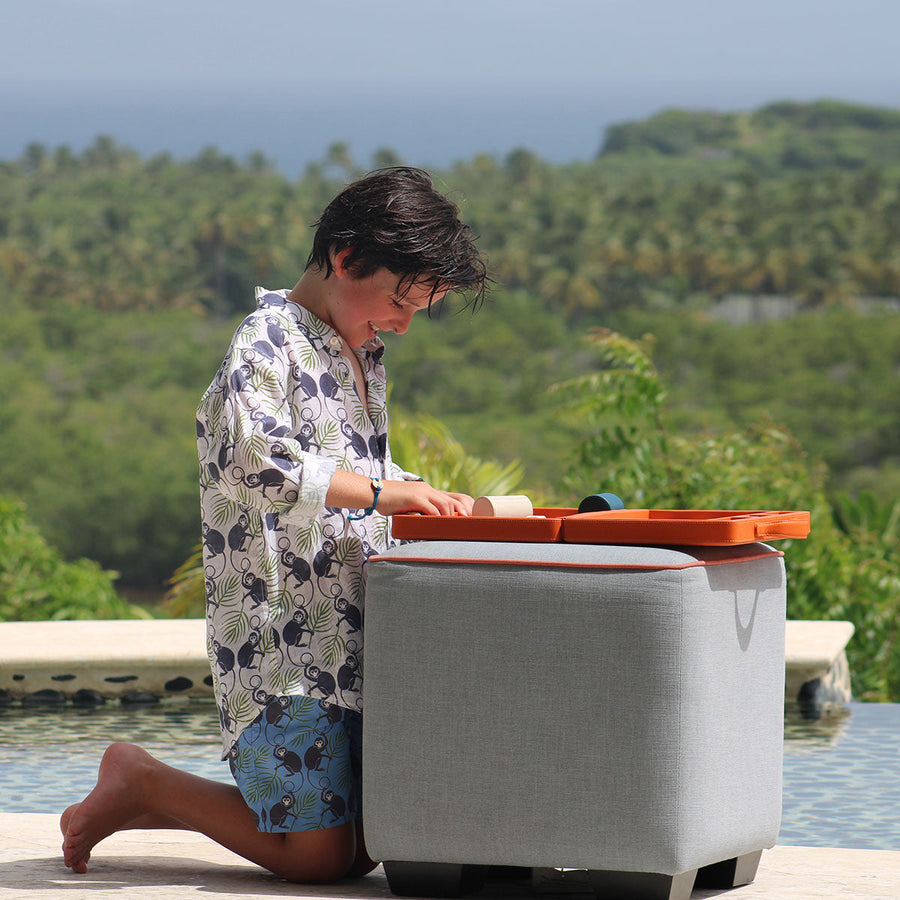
[277,824,356,883]
[280,856,352,884]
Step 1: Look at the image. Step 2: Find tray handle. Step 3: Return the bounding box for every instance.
[753,512,810,540]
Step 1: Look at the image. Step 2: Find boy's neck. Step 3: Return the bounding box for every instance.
[288,268,371,412]
[287,268,336,333]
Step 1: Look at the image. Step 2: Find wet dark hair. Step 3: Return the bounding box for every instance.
[306,167,489,309]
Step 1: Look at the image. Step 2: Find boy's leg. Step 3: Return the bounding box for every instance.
[350,816,377,877]
[342,705,377,877]
[63,789,376,877]
[61,741,357,883]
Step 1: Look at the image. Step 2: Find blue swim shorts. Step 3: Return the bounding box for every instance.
[228,694,362,833]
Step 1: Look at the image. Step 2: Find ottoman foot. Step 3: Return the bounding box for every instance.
[382,860,488,897]
[695,849,763,888]
[588,868,697,900]
[535,867,697,900]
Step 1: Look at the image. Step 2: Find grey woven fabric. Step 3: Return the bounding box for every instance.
[362,541,785,875]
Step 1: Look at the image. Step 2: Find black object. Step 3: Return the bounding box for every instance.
[578,492,625,513]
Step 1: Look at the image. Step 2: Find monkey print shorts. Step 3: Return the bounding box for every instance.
[228,694,362,833]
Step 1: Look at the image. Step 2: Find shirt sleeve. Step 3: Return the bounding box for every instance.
[389,462,424,482]
[198,312,338,522]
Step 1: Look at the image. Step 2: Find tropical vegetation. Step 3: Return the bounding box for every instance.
[1,99,899,699]
[0,496,145,621]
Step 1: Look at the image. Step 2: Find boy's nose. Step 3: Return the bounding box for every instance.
[392,308,417,334]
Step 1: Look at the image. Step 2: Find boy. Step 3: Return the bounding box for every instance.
[60,167,489,882]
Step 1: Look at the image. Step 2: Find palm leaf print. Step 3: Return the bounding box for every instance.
[222,607,252,644]
[211,494,243,528]
[329,742,353,793]
[306,598,333,634]
[229,691,256,723]
[334,540,363,568]
[233,483,258,508]
[295,340,320,370]
[212,572,242,606]
[320,630,347,669]
[251,364,282,395]
[351,404,369,432]
[316,419,342,452]
[243,762,280,805]
[259,551,279,580]
[295,789,320,819]
[246,432,273,467]
[344,571,364,600]
[267,588,292,621]
[272,666,305,695]
[372,516,391,547]
[294,519,323,554]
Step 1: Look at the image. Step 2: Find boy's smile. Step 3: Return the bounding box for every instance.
[337,263,445,348]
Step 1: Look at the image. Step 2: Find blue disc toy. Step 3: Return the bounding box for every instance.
[577,492,625,513]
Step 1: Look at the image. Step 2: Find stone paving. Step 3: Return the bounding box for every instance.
[2,815,899,900]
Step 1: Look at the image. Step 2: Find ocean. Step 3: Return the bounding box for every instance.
[7,80,898,178]
[2,81,622,174]
[5,79,897,176]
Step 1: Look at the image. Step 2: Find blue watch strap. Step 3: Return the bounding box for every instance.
[348,477,384,520]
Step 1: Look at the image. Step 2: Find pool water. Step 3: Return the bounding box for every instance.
[1,701,898,850]
[0,702,230,817]
[781,701,900,850]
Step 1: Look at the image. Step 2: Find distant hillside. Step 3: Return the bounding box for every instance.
[599,100,900,171]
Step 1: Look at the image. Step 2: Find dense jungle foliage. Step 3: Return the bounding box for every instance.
[600,99,900,171]
[1,100,899,698]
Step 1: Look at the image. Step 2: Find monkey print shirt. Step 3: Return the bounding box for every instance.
[197,288,407,757]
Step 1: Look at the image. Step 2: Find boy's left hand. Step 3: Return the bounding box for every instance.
[379,481,473,517]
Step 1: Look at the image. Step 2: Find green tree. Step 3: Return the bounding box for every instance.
[0,496,145,621]
[556,329,900,701]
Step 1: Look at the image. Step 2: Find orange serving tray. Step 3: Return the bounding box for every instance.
[561,509,810,546]
[392,508,810,546]
[391,508,576,543]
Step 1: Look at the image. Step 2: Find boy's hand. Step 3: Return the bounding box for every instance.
[378,480,473,517]
[326,469,472,517]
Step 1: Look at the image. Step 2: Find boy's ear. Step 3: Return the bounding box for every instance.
[332,247,355,278]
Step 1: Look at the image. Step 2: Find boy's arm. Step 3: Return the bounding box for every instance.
[198,320,337,522]
[199,316,472,520]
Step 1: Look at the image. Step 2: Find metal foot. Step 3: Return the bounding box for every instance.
[533,867,597,894]
[591,868,697,900]
[695,849,763,889]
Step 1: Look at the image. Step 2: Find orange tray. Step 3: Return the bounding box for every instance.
[561,509,810,546]
[391,508,576,543]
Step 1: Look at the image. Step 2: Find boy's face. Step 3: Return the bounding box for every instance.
[332,260,445,348]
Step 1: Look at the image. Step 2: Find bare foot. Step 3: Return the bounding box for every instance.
[60,803,79,838]
[60,804,90,872]
[60,797,186,870]
[62,742,154,873]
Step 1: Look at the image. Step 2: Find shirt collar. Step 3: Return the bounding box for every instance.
[253,286,386,360]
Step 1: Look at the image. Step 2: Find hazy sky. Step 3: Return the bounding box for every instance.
[5,0,899,92]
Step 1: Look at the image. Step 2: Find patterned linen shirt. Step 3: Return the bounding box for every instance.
[197,288,407,757]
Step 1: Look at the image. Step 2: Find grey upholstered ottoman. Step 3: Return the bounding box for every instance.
[363,540,786,900]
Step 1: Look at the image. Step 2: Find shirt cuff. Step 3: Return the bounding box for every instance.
[279,455,339,523]
[390,462,423,482]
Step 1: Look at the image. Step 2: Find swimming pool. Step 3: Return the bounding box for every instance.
[1,701,897,850]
